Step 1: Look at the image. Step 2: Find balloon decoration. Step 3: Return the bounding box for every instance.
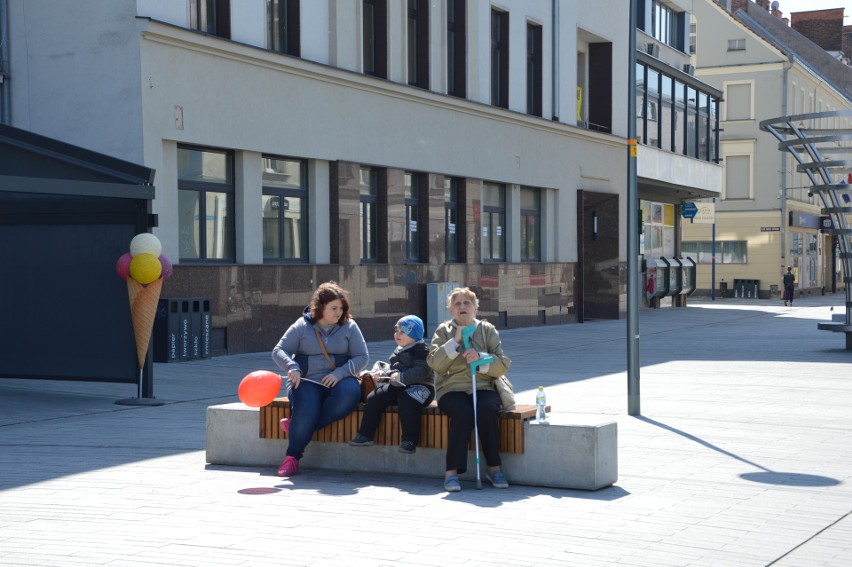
[130,233,163,257]
[115,252,132,281]
[116,233,173,372]
[238,370,283,407]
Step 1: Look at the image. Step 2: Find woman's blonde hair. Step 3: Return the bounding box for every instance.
[446,287,479,310]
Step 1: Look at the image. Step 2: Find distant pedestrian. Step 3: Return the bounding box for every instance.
[271,281,369,477]
[783,267,795,306]
[349,315,435,453]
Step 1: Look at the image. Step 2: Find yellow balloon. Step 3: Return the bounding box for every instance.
[129,253,162,284]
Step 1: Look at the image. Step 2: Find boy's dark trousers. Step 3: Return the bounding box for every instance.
[358,383,434,444]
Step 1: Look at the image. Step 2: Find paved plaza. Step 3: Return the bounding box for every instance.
[1,294,850,566]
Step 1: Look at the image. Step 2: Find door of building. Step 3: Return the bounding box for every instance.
[577,190,620,321]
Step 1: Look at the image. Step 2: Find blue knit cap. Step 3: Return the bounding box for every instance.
[396,315,424,341]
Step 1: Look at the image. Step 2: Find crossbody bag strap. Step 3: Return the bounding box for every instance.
[315,328,336,369]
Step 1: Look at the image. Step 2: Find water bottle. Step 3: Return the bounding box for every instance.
[535,386,548,424]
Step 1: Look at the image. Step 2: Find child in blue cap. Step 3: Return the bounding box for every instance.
[350,315,435,453]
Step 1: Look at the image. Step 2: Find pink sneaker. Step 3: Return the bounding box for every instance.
[277,456,299,477]
[279,418,290,434]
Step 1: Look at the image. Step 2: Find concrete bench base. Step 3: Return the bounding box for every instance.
[206,403,618,490]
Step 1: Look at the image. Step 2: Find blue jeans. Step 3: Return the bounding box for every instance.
[286,377,360,459]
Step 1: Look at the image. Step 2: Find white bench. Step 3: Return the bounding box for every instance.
[206,402,617,490]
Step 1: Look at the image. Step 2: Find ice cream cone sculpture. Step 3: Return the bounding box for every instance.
[116,233,173,371]
[127,277,163,369]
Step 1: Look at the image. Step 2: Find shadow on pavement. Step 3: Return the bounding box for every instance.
[637,415,841,488]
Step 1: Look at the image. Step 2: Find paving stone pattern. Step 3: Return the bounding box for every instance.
[1,295,850,566]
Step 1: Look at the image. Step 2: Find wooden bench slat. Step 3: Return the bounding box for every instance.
[258,398,548,454]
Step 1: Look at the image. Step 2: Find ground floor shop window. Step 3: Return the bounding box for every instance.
[178,145,235,262]
[482,182,506,261]
[681,240,747,264]
[262,156,307,262]
[640,201,675,258]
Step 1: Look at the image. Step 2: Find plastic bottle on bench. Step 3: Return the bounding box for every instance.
[535,386,548,424]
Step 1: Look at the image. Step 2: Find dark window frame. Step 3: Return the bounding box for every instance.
[447,0,467,98]
[404,172,429,262]
[177,144,236,263]
[363,0,388,79]
[490,9,509,109]
[407,0,430,88]
[526,21,543,117]
[267,0,301,56]
[520,187,541,262]
[482,182,506,262]
[262,155,308,263]
[444,177,465,263]
[360,166,379,263]
[189,0,231,38]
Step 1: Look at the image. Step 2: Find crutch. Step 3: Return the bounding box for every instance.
[461,324,494,490]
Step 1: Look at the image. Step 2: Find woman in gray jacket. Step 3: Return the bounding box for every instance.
[272,281,369,477]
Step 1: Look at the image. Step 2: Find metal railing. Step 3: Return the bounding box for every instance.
[760,110,852,350]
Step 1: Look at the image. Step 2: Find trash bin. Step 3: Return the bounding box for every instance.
[719,281,728,298]
[154,297,211,362]
[154,298,181,363]
[660,258,683,296]
[733,279,760,299]
[680,258,697,295]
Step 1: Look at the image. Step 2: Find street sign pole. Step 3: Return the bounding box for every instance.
[627,0,640,417]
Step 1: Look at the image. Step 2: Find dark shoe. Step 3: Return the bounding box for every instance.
[399,440,416,454]
[349,434,374,446]
[444,476,461,492]
[486,470,509,489]
[784,301,788,306]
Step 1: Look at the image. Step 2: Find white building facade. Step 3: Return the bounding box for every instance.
[4,0,720,352]
[686,0,852,299]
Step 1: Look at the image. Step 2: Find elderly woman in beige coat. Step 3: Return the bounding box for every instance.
[427,287,511,492]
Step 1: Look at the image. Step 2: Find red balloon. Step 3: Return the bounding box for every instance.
[238,371,282,407]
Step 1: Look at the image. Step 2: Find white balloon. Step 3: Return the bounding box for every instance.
[129,233,162,257]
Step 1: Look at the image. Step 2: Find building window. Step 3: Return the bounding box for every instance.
[178,145,235,262]
[689,20,697,54]
[262,156,307,262]
[407,0,429,88]
[363,0,388,79]
[447,0,466,98]
[728,38,745,51]
[189,0,230,38]
[491,9,509,109]
[725,82,752,121]
[651,0,679,49]
[443,177,464,262]
[520,188,541,261]
[360,167,379,262]
[724,155,751,200]
[641,202,675,258]
[526,22,543,117]
[482,182,505,262]
[267,0,300,56]
[404,172,427,262]
[682,241,748,264]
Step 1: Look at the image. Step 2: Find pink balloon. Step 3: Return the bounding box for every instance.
[159,254,173,280]
[116,252,132,281]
